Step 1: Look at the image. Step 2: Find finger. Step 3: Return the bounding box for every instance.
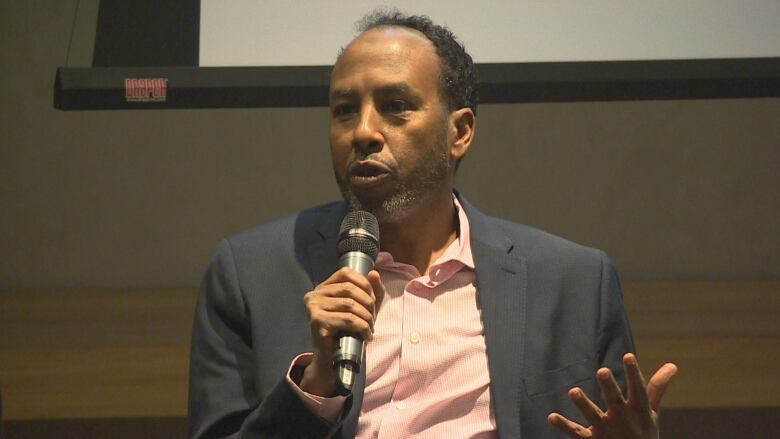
[647,362,678,411]
[325,282,375,328]
[309,310,374,341]
[568,387,604,427]
[624,353,650,410]
[318,267,375,296]
[316,297,375,326]
[305,289,375,338]
[312,280,376,314]
[547,412,593,438]
[596,367,626,412]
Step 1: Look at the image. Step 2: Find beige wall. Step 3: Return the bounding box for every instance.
[2,0,779,291]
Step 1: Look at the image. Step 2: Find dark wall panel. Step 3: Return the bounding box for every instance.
[93,0,199,66]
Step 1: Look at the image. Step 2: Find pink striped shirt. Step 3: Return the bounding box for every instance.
[289,198,496,437]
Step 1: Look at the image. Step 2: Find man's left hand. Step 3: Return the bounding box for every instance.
[547,353,678,439]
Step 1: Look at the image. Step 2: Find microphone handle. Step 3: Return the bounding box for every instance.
[338,251,374,276]
[333,251,375,394]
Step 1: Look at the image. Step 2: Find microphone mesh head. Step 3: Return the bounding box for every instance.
[340,210,379,237]
[338,211,380,260]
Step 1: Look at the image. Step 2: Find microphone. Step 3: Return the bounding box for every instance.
[333,210,380,394]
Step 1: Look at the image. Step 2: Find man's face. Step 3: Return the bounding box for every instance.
[329,26,454,223]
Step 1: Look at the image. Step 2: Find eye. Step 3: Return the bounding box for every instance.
[332,103,357,117]
[383,100,411,114]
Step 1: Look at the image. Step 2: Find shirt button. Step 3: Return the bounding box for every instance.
[395,401,406,410]
[409,332,421,344]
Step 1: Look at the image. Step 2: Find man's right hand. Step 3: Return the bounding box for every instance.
[300,267,384,397]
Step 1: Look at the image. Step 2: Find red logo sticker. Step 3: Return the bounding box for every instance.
[125,78,168,102]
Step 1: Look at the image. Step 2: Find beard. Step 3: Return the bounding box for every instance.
[334,138,452,224]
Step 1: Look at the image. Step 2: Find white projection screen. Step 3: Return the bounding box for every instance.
[54,0,780,110]
[200,0,780,66]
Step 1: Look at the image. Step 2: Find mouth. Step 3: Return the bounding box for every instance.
[349,160,392,186]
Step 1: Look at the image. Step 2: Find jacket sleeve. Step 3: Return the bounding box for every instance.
[596,251,637,394]
[187,238,337,439]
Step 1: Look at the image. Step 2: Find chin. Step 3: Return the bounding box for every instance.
[350,190,426,225]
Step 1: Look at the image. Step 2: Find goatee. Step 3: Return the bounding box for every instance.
[334,147,451,224]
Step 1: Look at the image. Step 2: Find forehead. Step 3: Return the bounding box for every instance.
[330,26,441,92]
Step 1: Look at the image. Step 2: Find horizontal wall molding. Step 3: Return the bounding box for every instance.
[1,281,778,419]
[7,408,780,439]
[54,57,780,110]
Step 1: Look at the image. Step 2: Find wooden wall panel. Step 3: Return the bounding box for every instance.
[623,281,780,408]
[1,282,777,420]
[0,290,195,420]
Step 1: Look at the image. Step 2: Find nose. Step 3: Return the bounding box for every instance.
[352,105,383,153]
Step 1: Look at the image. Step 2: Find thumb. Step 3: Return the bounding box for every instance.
[647,363,678,411]
[367,270,385,314]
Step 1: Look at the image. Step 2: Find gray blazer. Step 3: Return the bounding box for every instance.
[188,195,635,438]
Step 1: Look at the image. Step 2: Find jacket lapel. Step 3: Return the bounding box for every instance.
[461,196,527,439]
[304,203,344,285]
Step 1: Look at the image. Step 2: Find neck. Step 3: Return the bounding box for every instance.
[378,189,457,275]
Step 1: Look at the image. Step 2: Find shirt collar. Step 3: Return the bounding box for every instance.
[376,195,474,271]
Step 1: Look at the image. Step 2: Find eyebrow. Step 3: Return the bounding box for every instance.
[378,82,413,96]
[330,82,414,101]
[330,88,355,100]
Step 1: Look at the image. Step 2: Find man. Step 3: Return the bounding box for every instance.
[188,10,677,439]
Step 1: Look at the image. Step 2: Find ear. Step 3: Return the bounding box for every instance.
[448,107,476,162]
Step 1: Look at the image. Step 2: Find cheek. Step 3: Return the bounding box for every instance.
[329,144,347,166]
[329,140,351,174]
[329,127,347,154]
[404,125,446,156]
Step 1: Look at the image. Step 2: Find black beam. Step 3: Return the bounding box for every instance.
[54,58,780,111]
